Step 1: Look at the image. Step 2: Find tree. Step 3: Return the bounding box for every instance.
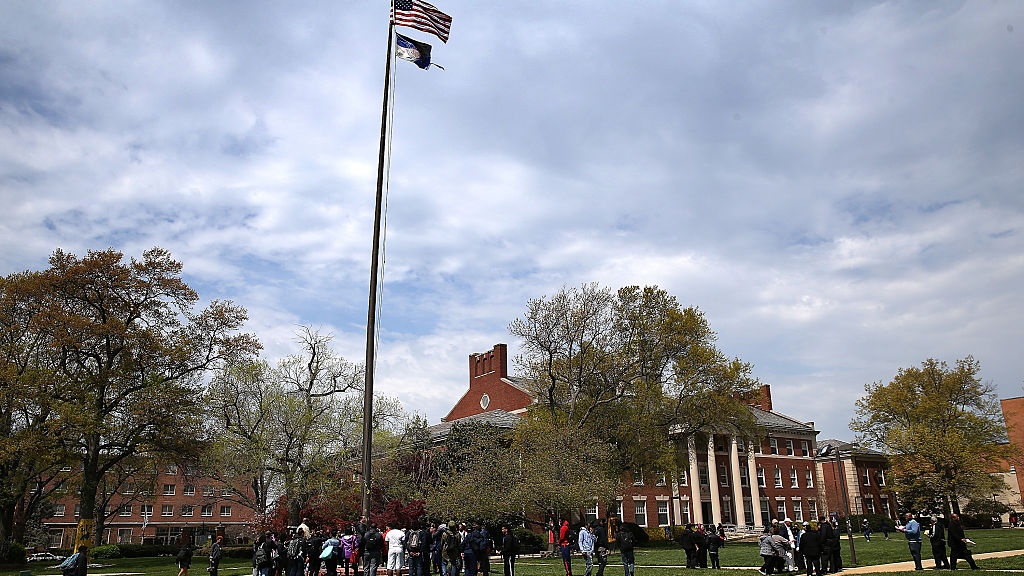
[27,247,260,546]
[850,356,1014,515]
[508,283,761,485]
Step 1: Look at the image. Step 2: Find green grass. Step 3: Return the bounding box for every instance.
[4,531,1022,576]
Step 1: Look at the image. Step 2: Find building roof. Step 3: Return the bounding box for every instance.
[816,438,887,458]
[749,404,818,435]
[428,409,522,442]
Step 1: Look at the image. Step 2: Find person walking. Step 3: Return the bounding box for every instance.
[209,536,224,576]
[928,515,950,569]
[558,520,573,576]
[947,514,980,570]
[758,527,777,575]
[861,519,871,543]
[592,520,609,576]
[616,524,635,576]
[500,526,518,576]
[176,541,194,576]
[578,524,596,576]
[896,513,924,571]
[706,525,724,569]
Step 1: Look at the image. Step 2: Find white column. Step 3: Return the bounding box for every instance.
[670,479,682,525]
[707,437,722,525]
[687,436,703,525]
[747,443,763,529]
[729,436,746,528]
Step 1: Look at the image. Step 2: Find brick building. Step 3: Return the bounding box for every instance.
[814,439,898,522]
[433,343,823,530]
[997,396,1024,521]
[43,464,257,549]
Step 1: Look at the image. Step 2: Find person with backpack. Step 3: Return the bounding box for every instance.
[440,523,461,576]
[287,531,306,576]
[472,523,492,576]
[406,522,427,576]
[210,536,224,576]
[176,541,195,576]
[308,530,326,576]
[500,525,518,576]
[616,524,634,576]
[323,530,343,576]
[254,534,275,576]
[362,523,384,576]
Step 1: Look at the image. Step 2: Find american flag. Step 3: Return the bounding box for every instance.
[391,0,452,44]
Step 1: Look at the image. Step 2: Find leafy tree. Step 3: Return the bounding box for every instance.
[508,283,761,488]
[426,421,519,522]
[21,247,260,546]
[850,356,1014,515]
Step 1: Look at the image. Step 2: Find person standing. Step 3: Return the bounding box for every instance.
[826,518,842,573]
[616,524,635,576]
[363,524,384,576]
[558,520,573,576]
[881,520,891,540]
[578,524,596,576]
[706,526,724,569]
[758,527,777,575]
[799,523,822,576]
[385,523,407,576]
[947,514,980,570]
[678,524,697,569]
[308,530,326,576]
[896,513,924,571]
[500,526,518,576]
[209,536,224,576]
[816,517,836,574]
[592,520,609,576]
[927,515,950,569]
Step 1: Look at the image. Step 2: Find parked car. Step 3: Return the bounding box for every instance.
[28,552,65,562]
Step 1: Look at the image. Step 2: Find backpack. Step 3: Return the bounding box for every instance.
[442,531,461,559]
[618,530,634,551]
[254,546,270,568]
[287,538,303,559]
[60,552,79,576]
[364,529,382,552]
[469,530,483,553]
[408,530,422,552]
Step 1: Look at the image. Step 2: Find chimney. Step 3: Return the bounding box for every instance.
[758,384,773,411]
[469,343,508,384]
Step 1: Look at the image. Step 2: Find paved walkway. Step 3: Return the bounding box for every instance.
[840,549,1024,573]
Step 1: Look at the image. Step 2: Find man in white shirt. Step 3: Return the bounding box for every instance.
[385,523,407,576]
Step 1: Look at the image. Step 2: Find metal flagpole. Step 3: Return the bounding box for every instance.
[361,18,395,520]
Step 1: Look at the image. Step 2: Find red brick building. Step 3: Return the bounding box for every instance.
[433,343,824,530]
[814,440,898,522]
[43,464,257,549]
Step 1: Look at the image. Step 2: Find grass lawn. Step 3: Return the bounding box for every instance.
[4,531,1022,576]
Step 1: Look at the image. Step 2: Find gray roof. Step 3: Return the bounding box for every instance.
[816,438,886,458]
[749,405,818,435]
[428,409,522,443]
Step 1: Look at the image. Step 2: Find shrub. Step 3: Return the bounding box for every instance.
[5,542,27,564]
[223,546,254,559]
[91,544,123,559]
[513,528,543,554]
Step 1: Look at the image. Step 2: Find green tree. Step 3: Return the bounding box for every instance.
[850,356,1013,515]
[508,283,760,487]
[31,247,259,546]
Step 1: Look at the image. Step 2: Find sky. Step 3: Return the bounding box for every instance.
[2,1,1022,442]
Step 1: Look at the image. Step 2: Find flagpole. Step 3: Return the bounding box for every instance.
[361,18,395,521]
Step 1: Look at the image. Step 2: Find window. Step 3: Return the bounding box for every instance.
[680,501,691,525]
[167,464,178,475]
[117,528,133,544]
[220,505,232,517]
[221,488,232,497]
[61,465,73,472]
[201,505,213,517]
[808,500,818,519]
[774,468,783,488]
[805,468,814,488]
[54,504,66,517]
[790,468,798,488]
[55,480,67,493]
[119,505,132,517]
[203,485,215,497]
[584,503,598,523]
[658,501,670,526]
[882,498,891,518]
[163,484,176,496]
[793,501,803,522]
[740,465,750,487]
[74,504,81,517]
[865,497,875,515]
[786,440,794,456]
[801,441,810,456]
[777,501,787,519]
[738,441,746,453]
[719,464,730,487]
[633,469,644,486]
[161,504,173,517]
[656,471,667,486]
[104,505,112,516]
[757,467,766,488]
[679,469,688,486]
[140,504,153,517]
[30,481,42,493]
[182,505,194,517]
[634,501,647,527]
[698,464,710,486]
[862,468,871,486]
[743,498,754,526]
[122,483,134,495]
[612,500,623,521]
[760,498,771,526]
[769,438,779,455]
[184,484,196,496]
[877,469,886,486]
[715,436,727,452]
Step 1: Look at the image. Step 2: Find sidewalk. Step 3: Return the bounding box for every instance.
[841,550,1024,573]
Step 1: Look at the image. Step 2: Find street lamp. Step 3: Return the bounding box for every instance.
[816,444,858,566]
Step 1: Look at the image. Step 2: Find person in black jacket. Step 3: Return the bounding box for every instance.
[592,520,608,576]
[798,523,822,576]
[817,517,836,574]
[705,525,724,569]
[500,525,518,576]
[678,524,697,569]
[209,536,224,576]
[928,515,950,569]
[176,542,195,576]
[947,514,979,570]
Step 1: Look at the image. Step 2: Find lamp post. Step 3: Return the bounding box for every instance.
[817,444,858,566]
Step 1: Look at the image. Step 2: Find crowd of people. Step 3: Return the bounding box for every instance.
[245,517,522,576]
